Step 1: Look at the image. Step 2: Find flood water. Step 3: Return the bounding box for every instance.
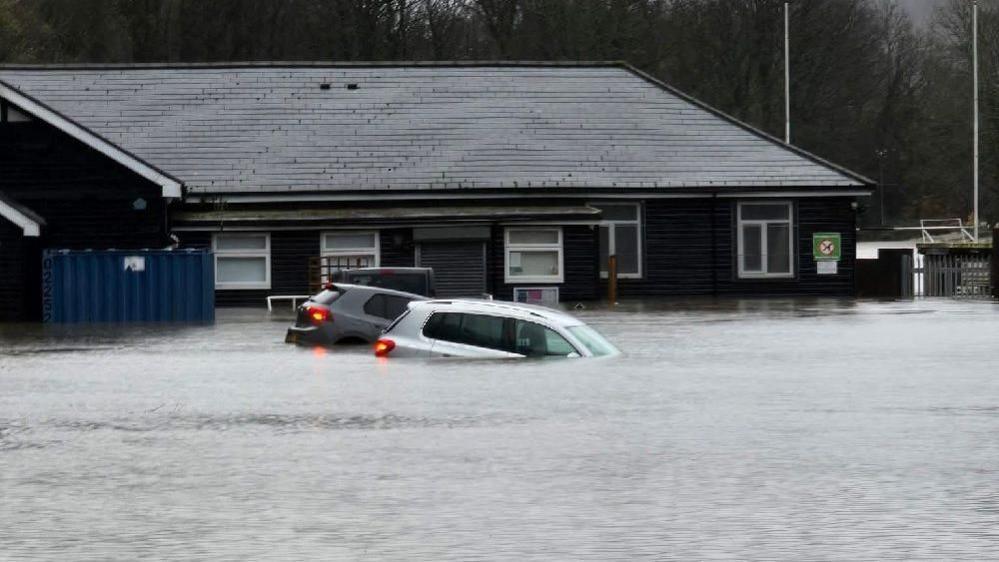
[2,298,999,560]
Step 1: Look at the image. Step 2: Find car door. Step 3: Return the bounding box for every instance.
[425,312,521,358]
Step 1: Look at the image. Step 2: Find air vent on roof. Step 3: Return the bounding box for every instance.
[319,83,331,90]
[346,83,359,90]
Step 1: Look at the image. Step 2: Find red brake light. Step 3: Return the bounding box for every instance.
[374,338,396,357]
[305,305,331,324]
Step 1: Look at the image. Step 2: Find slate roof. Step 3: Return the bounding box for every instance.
[0,62,871,195]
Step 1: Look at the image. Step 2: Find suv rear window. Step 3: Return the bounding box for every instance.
[311,289,342,305]
[363,294,414,320]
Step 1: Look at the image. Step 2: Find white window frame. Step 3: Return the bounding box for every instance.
[320,230,381,269]
[591,202,643,279]
[504,227,565,284]
[736,201,795,279]
[212,232,271,290]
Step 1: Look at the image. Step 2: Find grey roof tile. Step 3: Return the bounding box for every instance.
[0,63,868,194]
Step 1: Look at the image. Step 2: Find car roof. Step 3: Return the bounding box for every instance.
[343,267,431,274]
[325,283,427,300]
[408,299,582,325]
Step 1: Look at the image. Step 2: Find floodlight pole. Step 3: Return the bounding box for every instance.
[973,0,980,241]
[784,1,791,144]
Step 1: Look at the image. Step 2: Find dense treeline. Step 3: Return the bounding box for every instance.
[0,0,993,229]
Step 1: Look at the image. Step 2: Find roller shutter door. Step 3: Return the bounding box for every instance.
[416,241,487,297]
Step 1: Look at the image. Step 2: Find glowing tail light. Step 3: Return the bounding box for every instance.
[373,338,396,357]
[305,305,331,324]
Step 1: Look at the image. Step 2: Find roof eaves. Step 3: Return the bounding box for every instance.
[0,60,624,71]
[0,78,184,198]
[618,62,876,189]
[0,191,45,236]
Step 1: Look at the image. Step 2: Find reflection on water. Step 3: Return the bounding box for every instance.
[3,299,999,559]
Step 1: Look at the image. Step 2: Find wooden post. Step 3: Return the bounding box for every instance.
[607,255,618,305]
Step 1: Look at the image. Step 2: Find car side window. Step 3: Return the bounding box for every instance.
[457,314,506,350]
[363,294,413,320]
[383,295,411,319]
[422,312,510,352]
[515,320,577,357]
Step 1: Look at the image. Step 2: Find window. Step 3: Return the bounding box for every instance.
[592,203,642,278]
[421,312,579,357]
[321,231,379,270]
[514,320,576,357]
[422,312,507,350]
[213,233,270,289]
[737,202,794,278]
[363,294,414,320]
[504,228,564,283]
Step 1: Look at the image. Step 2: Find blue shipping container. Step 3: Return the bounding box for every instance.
[42,249,215,323]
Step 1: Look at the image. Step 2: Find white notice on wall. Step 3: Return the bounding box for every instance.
[817,261,837,275]
[123,256,146,272]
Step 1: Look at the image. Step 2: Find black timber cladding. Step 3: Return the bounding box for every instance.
[0,117,169,320]
[609,197,856,297]
[0,120,168,249]
[181,196,857,308]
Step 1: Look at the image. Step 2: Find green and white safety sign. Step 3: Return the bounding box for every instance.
[812,232,841,261]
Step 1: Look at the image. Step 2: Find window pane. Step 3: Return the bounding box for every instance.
[740,204,789,221]
[767,223,791,274]
[508,229,559,245]
[594,204,638,221]
[217,257,266,283]
[509,251,559,277]
[323,254,376,270]
[383,296,412,320]
[216,234,266,250]
[598,226,609,274]
[568,325,620,357]
[544,329,577,356]
[426,312,462,342]
[515,320,575,357]
[422,313,446,339]
[458,314,507,350]
[615,224,640,275]
[325,232,376,249]
[363,295,388,318]
[742,224,762,272]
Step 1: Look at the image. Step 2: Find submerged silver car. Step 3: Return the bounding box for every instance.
[373,300,619,359]
[286,283,426,346]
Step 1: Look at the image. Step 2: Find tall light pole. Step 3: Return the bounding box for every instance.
[784,1,791,144]
[973,0,980,241]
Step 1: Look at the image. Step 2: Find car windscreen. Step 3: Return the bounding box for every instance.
[311,289,342,305]
[567,325,619,357]
[344,272,429,296]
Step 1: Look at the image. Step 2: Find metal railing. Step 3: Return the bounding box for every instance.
[902,252,991,298]
[893,218,976,243]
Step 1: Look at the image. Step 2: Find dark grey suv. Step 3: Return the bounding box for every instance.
[285,283,426,346]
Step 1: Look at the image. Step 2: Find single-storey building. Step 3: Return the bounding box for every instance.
[0,62,873,320]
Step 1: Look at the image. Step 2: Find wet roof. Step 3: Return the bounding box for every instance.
[0,62,870,195]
